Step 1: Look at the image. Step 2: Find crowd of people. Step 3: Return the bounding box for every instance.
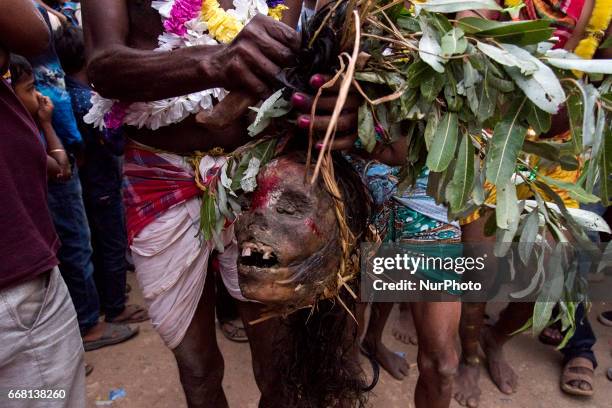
[0,0,611,407]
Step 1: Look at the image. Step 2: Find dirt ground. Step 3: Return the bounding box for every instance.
[85,273,612,408]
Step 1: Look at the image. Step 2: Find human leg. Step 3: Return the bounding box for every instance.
[480,302,533,394]
[411,301,461,408]
[454,212,493,407]
[0,268,86,407]
[362,302,410,380]
[84,190,146,323]
[47,170,99,333]
[392,302,418,345]
[172,270,228,408]
[560,302,597,396]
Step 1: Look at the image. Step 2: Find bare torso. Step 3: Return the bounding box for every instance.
[123,0,250,154]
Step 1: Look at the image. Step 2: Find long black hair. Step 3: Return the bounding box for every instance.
[272,153,371,407]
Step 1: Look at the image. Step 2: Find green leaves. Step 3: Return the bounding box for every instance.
[426,112,458,171]
[475,65,497,123]
[601,126,612,206]
[458,17,553,45]
[420,72,446,101]
[416,0,501,13]
[500,44,566,114]
[406,60,434,88]
[358,104,376,152]
[446,131,474,212]
[526,102,551,135]
[247,89,291,136]
[496,180,519,230]
[545,55,612,74]
[566,89,583,153]
[230,139,275,191]
[441,27,467,57]
[199,191,216,241]
[418,18,445,73]
[522,140,578,171]
[538,174,601,204]
[476,41,537,74]
[486,97,528,186]
[600,36,612,49]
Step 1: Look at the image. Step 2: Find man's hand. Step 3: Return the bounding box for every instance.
[291,74,362,150]
[36,94,54,124]
[208,14,300,97]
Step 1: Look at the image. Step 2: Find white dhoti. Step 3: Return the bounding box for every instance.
[126,146,247,350]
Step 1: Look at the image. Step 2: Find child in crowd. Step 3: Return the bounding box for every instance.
[55,25,147,325]
[8,54,71,182]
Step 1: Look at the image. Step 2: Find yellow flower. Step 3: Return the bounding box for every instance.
[573,0,612,76]
[504,0,523,7]
[202,0,244,43]
[268,5,288,21]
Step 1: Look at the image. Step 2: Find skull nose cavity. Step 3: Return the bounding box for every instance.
[239,242,279,268]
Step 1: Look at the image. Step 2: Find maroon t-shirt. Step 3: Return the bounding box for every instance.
[0,79,59,290]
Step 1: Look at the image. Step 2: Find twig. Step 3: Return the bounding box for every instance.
[310,10,362,184]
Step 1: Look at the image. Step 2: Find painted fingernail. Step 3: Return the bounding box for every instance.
[310,74,325,89]
[297,116,310,128]
[291,93,306,107]
[315,143,323,150]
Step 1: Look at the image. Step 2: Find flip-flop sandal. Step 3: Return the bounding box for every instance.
[83,323,139,352]
[597,310,612,327]
[106,304,149,324]
[561,357,595,397]
[219,320,248,343]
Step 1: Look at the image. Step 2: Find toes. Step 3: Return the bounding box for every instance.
[500,378,517,394]
[467,396,479,408]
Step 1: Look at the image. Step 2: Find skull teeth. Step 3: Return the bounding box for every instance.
[242,247,252,257]
[263,251,272,260]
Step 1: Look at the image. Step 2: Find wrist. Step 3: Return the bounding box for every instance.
[198,45,227,89]
[40,119,54,131]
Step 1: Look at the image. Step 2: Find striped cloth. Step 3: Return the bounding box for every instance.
[123,142,200,243]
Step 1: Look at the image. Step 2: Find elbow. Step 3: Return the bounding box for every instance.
[15,22,50,57]
[86,47,126,99]
[29,27,50,57]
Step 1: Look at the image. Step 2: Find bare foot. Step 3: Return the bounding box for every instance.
[392,304,418,345]
[480,326,518,394]
[454,362,481,407]
[82,321,106,342]
[362,339,410,380]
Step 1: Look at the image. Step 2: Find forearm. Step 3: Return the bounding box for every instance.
[87,44,226,102]
[40,121,65,152]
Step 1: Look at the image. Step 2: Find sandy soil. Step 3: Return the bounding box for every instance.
[85,273,612,408]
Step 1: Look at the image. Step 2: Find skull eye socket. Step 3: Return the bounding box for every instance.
[276,191,309,216]
[276,203,296,215]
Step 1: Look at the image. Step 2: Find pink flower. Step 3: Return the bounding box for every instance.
[164,0,202,36]
[104,102,129,129]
